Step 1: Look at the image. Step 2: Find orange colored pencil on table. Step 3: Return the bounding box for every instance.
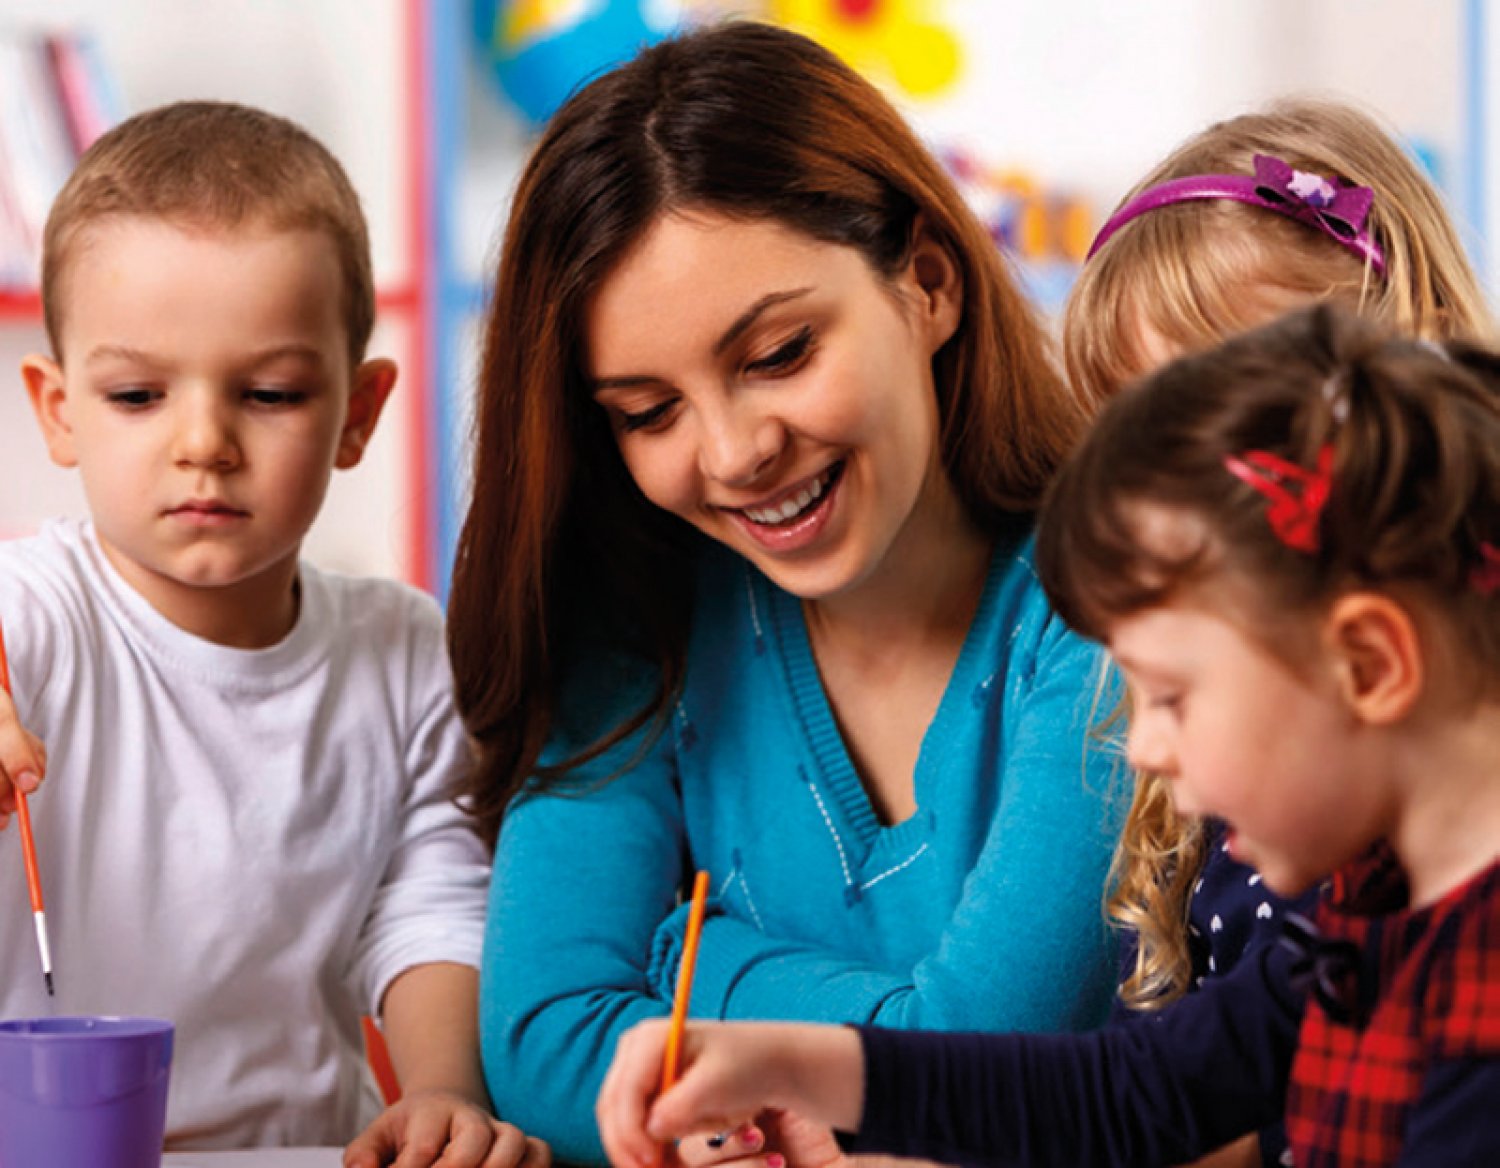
[361,1014,402,1106]
[660,870,710,1092]
[0,619,54,996]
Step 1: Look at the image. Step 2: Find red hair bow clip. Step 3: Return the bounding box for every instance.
[1472,542,1500,596]
[1223,444,1334,554]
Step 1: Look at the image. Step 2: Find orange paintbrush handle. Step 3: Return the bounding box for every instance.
[361,1015,402,1107]
[661,870,710,1092]
[0,617,53,993]
[0,621,41,908]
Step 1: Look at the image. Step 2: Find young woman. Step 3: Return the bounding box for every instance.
[447,20,1129,1164]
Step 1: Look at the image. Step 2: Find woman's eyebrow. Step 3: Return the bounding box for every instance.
[712,288,812,356]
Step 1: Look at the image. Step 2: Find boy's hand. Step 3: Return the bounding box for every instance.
[0,688,46,831]
[343,1090,550,1168]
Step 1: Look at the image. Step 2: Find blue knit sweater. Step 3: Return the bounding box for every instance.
[480,532,1130,1163]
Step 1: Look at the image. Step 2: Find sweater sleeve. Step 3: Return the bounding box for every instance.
[1396,1059,1500,1165]
[846,939,1301,1167]
[670,624,1127,1032]
[479,665,686,1165]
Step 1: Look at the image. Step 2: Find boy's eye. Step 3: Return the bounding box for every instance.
[617,399,677,433]
[745,327,815,376]
[105,387,160,410]
[245,387,308,407]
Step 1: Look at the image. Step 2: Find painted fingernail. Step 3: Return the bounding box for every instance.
[741,1128,763,1148]
[767,1155,785,1168]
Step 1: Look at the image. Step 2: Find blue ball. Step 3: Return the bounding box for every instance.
[476,0,682,128]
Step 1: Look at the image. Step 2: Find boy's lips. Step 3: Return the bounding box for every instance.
[165,500,249,526]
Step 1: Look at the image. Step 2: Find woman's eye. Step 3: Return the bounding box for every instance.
[745,327,815,376]
[618,400,676,433]
[1148,694,1182,713]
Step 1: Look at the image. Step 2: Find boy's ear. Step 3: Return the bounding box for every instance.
[20,354,78,469]
[1324,592,1423,724]
[336,357,398,470]
[905,215,963,356]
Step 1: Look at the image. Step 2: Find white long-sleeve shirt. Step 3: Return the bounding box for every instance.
[0,520,489,1148]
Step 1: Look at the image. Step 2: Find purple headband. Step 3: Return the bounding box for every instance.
[1087,153,1387,276]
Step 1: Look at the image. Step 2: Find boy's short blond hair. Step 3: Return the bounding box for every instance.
[42,100,375,363]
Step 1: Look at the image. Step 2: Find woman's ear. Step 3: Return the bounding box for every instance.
[1324,592,1423,724]
[905,216,963,354]
[21,354,78,469]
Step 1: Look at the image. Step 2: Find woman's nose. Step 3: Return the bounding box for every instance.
[699,401,782,487]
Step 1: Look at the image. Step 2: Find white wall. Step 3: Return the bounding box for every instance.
[903,1,1465,232]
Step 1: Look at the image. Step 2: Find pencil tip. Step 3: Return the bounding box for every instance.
[45,972,54,996]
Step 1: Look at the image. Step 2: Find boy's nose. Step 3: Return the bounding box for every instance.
[699,405,782,488]
[173,398,241,470]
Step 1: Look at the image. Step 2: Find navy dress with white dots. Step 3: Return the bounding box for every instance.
[1117,819,1320,1167]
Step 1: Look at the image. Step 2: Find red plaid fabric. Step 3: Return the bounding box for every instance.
[1285,849,1500,1166]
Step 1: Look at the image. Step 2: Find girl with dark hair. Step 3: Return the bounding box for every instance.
[597,303,1500,1168]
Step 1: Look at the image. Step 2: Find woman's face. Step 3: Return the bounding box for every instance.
[585,209,962,602]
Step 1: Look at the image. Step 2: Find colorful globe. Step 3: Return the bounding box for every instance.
[475,0,686,128]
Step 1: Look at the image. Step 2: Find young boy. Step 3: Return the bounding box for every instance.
[0,101,541,1168]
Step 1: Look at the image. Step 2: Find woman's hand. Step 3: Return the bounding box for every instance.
[596,1020,864,1168]
[343,1090,551,1168]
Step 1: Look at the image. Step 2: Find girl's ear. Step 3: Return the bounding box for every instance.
[21,354,78,469]
[905,216,963,355]
[1324,593,1423,724]
[336,357,398,470]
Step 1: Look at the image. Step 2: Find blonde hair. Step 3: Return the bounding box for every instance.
[1066,97,1496,1011]
[1066,97,1493,411]
[42,100,375,363]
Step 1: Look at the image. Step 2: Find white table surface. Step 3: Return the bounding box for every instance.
[162,1151,342,1167]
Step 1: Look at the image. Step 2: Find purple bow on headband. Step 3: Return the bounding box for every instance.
[1251,154,1376,246]
[1088,153,1387,275]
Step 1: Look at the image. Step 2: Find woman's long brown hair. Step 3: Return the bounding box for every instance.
[448,20,1082,845]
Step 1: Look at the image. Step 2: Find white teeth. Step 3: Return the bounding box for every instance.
[744,468,832,526]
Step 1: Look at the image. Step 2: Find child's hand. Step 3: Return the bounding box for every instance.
[596,1020,864,1168]
[674,1110,849,1168]
[0,687,46,831]
[343,1090,550,1168]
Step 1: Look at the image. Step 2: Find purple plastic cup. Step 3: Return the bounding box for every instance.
[0,1016,173,1168]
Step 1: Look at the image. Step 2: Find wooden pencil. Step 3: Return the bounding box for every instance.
[660,869,710,1092]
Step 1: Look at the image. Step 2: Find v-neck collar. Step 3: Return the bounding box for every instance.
[760,542,1012,853]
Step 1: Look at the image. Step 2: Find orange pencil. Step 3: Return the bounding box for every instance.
[0,619,54,996]
[660,869,710,1092]
[361,1015,402,1106]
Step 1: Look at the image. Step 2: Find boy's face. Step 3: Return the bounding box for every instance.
[22,217,394,646]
